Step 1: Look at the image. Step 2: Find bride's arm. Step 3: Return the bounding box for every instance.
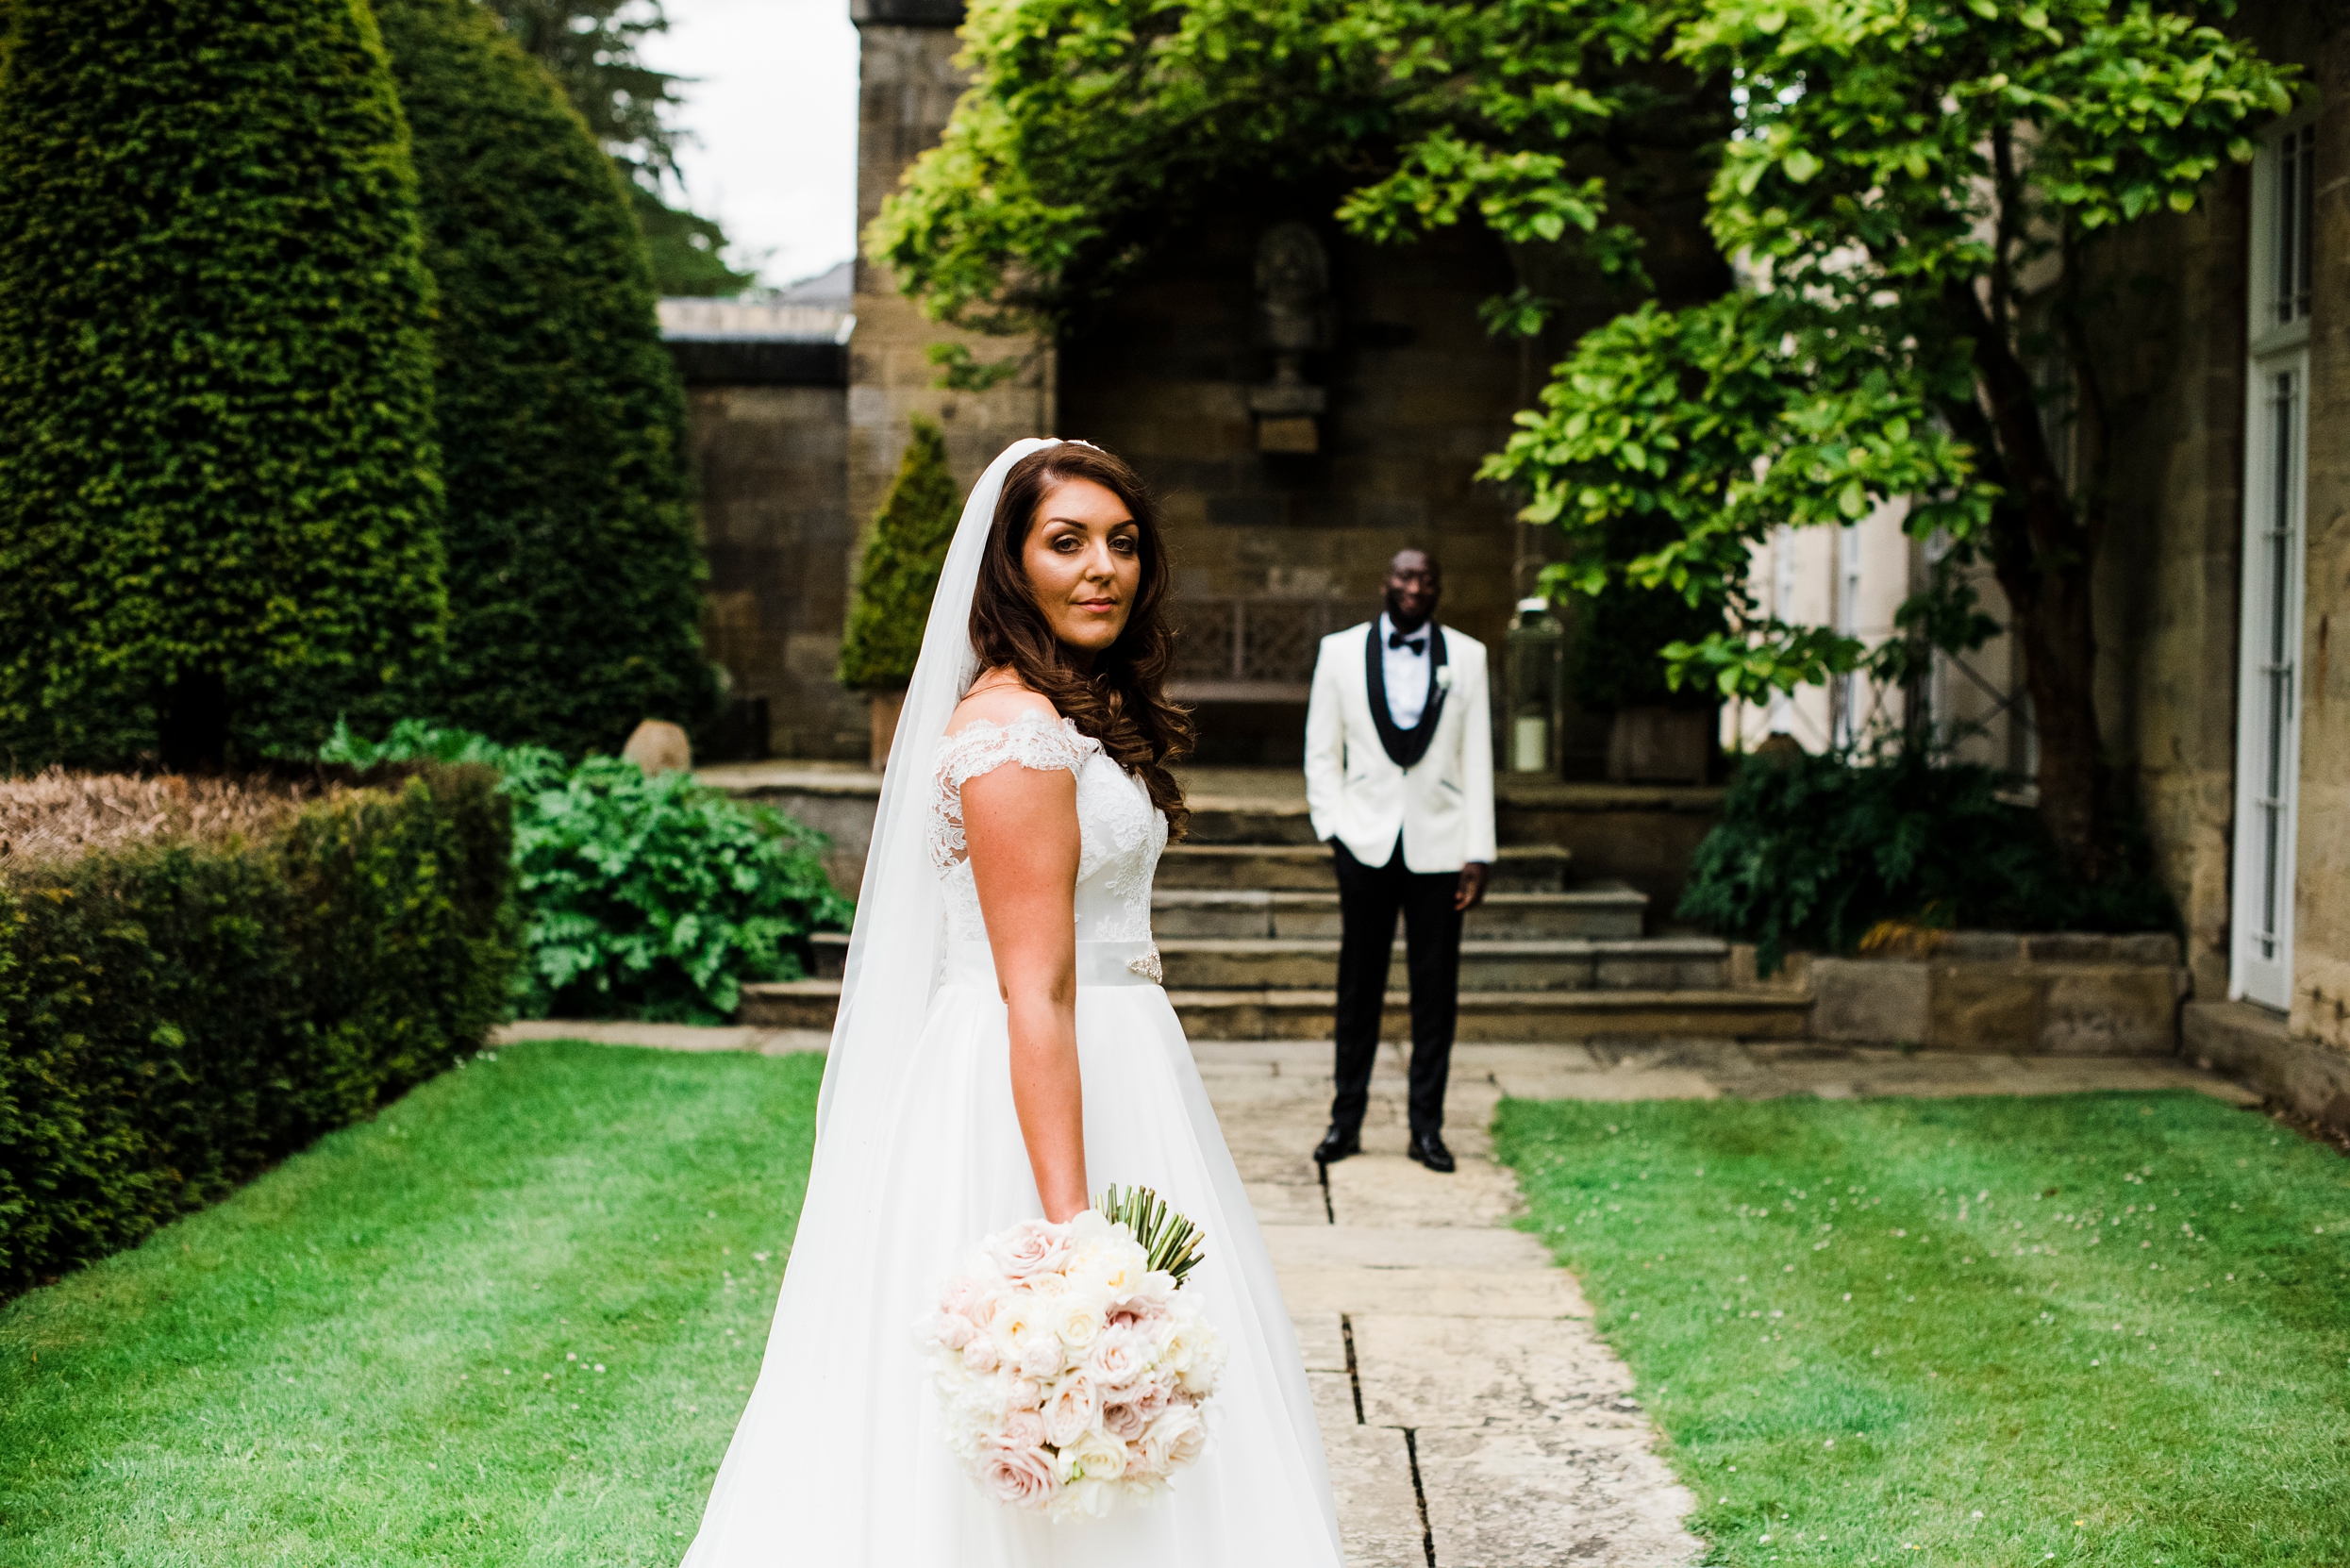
[962,751,1088,1223]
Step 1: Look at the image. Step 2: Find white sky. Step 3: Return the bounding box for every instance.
[640,0,861,290]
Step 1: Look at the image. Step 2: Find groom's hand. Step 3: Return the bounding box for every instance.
[1455,861,1489,912]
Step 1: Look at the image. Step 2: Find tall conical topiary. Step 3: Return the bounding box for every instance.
[839,418,960,692]
[0,0,446,771]
[374,0,714,755]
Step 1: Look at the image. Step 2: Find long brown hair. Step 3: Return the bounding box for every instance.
[969,442,1192,841]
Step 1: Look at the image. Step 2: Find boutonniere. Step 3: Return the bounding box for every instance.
[1435,668,1457,691]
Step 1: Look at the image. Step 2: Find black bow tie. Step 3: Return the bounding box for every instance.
[1387,629,1426,655]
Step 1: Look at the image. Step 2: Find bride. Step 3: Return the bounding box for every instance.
[680,439,1345,1565]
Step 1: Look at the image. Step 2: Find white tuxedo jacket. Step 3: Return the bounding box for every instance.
[1303,621,1497,873]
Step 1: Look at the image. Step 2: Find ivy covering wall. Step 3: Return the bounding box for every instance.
[375,0,714,755]
[0,0,446,771]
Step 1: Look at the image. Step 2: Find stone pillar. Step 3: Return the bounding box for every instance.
[849,0,1055,534]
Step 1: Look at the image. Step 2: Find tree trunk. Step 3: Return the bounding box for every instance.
[1939,281,2109,877]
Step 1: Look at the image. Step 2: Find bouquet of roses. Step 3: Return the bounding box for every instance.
[917,1186,1225,1520]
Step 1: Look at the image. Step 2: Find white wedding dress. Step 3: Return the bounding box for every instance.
[679,709,1345,1566]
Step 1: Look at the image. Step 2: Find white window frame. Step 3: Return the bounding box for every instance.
[2229,112,2316,1010]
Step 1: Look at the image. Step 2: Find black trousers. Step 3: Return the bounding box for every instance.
[1327,837,1463,1138]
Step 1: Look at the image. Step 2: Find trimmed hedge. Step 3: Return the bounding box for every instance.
[0,766,517,1293]
[839,417,961,692]
[375,0,716,754]
[0,0,446,770]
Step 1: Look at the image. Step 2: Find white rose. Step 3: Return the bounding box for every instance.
[1049,1476,1120,1522]
[1049,1290,1108,1353]
[1058,1428,1127,1484]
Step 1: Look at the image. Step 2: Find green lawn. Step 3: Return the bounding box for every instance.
[0,1040,822,1567]
[1494,1091,2350,1568]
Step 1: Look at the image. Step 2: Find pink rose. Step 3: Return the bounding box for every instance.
[1003,1409,1048,1449]
[941,1276,983,1316]
[936,1313,976,1351]
[1101,1400,1149,1443]
[1127,1370,1175,1420]
[986,1220,1073,1280]
[979,1441,1058,1507]
[961,1338,1000,1375]
[1042,1373,1101,1448]
[1084,1326,1150,1392]
[1008,1376,1043,1410]
[1140,1404,1206,1474]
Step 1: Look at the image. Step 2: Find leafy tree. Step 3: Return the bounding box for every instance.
[871,0,2297,875]
[483,0,758,295]
[375,0,717,755]
[0,0,446,772]
[839,418,961,692]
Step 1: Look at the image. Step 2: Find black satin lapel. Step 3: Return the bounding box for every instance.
[1365,623,1409,765]
[1388,628,1444,769]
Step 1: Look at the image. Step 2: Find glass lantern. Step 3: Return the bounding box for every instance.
[1504,596,1566,776]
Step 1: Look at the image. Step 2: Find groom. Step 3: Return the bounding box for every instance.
[1302,549,1494,1175]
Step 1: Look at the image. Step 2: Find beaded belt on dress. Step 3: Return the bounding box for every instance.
[942,939,1162,989]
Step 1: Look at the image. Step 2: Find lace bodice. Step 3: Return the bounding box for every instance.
[928,711,1166,947]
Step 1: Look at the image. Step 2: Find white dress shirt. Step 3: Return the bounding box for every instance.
[1378,612,1434,728]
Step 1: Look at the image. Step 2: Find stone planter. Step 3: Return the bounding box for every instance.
[1809,931,2190,1056]
[868,689,907,771]
[1606,707,1711,785]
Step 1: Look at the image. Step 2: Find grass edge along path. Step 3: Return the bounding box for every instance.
[1,1039,821,1567]
[1494,1091,2350,1568]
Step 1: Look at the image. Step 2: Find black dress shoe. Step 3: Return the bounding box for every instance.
[1312,1126,1361,1165]
[1408,1131,1456,1174]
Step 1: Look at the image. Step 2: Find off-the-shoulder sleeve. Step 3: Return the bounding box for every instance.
[926,712,1098,871]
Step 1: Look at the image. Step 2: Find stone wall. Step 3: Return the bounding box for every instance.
[850,3,1055,543]
[684,381,866,759]
[2287,23,2350,1053]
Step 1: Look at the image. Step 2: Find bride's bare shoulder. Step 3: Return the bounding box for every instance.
[947,674,1059,738]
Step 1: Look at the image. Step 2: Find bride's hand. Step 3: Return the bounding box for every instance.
[960,710,1089,1224]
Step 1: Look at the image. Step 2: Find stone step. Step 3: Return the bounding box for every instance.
[807,932,1727,992]
[740,977,1809,1043]
[1156,842,1572,892]
[1153,884,1645,941]
[1158,936,1727,993]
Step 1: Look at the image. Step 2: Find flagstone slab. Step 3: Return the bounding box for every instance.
[1485,1067,1722,1101]
[1415,1424,1705,1567]
[1350,1315,1640,1430]
[1262,1225,1556,1271]
[1315,1422,1429,1568]
[1325,1155,1525,1227]
[1246,1180,1331,1226]
[1277,1265,1585,1318]
[1292,1312,1349,1374]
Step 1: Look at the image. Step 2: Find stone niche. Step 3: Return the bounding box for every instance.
[1057,190,1531,763]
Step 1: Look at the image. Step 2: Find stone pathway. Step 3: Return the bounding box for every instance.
[1202,1037,1704,1568]
[496,1020,2266,1564]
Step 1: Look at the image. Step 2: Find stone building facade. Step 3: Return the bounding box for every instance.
[1728,3,2350,1122]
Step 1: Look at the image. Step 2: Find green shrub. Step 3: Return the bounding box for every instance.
[0,765,516,1293]
[373,0,715,755]
[839,417,960,692]
[1677,744,2176,974]
[324,720,851,1022]
[1566,512,1725,713]
[0,0,446,771]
